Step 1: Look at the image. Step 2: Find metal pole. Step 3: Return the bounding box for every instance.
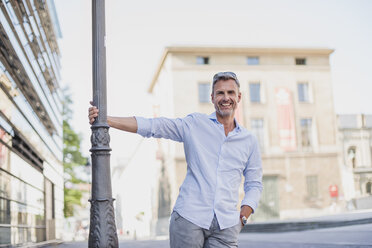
[89,0,118,247]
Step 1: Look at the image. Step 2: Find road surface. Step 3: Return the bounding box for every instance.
[55,223,372,248]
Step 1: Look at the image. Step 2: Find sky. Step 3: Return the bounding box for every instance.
[54,0,372,160]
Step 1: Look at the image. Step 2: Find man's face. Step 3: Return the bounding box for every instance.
[211,79,241,118]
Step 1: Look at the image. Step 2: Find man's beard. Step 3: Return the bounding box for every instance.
[215,105,235,117]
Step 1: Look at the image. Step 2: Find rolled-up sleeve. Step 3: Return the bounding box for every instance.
[135,116,153,137]
[241,137,263,212]
[135,115,194,142]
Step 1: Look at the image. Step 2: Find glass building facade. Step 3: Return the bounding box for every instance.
[0,0,64,246]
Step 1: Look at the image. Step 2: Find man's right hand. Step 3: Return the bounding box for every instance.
[88,102,138,133]
[88,101,99,124]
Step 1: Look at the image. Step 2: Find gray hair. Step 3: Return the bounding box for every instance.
[212,71,240,93]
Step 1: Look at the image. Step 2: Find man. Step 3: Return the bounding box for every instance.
[88,72,263,247]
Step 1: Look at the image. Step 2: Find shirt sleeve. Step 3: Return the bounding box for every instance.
[135,115,194,142]
[241,136,263,213]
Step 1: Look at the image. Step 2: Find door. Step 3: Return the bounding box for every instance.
[252,175,280,221]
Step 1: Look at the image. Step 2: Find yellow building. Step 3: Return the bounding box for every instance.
[149,46,342,226]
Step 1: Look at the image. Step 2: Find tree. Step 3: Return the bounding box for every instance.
[62,88,88,217]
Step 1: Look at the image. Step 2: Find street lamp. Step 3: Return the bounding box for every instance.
[89,0,118,247]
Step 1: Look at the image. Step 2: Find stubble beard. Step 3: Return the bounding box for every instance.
[215,104,235,118]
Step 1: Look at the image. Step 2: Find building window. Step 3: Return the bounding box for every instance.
[196,56,209,65]
[347,146,356,168]
[249,82,261,103]
[12,133,43,170]
[296,58,306,65]
[198,83,210,103]
[300,118,312,148]
[247,56,259,65]
[298,82,310,102]
[367,182,372,194]
[306,175,318,198]
[251,119,265,151]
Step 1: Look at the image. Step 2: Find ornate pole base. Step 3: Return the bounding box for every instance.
[89,125,118,247]
[88,198,118,248]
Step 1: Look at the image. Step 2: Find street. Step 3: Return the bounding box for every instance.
[55,223,372,248]
[239,223,372,247]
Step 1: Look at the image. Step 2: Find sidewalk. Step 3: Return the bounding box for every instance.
[242,209,372,233]
[42,210,372,247]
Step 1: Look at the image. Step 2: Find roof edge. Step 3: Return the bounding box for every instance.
[148,46,335,93]
[166,46,334,55]
[148,48,170,93]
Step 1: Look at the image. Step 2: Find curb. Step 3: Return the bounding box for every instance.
[21,240,64,247]
[242,217,372,233]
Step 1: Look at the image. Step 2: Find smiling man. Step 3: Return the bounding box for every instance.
[88,72,263,248]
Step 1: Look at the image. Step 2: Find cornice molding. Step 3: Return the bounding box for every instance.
[148,46,334,93]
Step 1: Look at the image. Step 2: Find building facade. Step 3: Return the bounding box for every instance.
[148,46,342,226]
[338,114,372,209]
[0,0,64,246]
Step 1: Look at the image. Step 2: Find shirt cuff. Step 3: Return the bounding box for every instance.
[241,200,257,213]
[241,188,261,213]
[135,116,152,137]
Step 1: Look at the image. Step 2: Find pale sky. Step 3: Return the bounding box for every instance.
[54,0,372,160]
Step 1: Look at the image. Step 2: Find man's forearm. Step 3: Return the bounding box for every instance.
[107,116,138,133]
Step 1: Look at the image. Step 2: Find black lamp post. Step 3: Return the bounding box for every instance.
[89,0,118,247]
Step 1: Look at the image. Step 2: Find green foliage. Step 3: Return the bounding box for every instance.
[64,188,83,217]
[62,88,89,217]
[63,119,87,182]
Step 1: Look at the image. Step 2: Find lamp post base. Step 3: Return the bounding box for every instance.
[88,198,118,247]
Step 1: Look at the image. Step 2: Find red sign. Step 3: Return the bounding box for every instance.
[275,88,296,151]
[329,184,338,198]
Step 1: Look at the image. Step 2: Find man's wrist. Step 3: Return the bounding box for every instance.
[240,205,253,217]
[241,205,253,211]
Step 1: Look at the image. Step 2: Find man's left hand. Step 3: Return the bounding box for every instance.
[240,205,253,226]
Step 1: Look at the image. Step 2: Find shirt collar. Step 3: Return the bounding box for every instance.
[208,112,241,132]
[208,112,218,121]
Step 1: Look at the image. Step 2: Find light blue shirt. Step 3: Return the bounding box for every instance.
[136,112,263,230]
